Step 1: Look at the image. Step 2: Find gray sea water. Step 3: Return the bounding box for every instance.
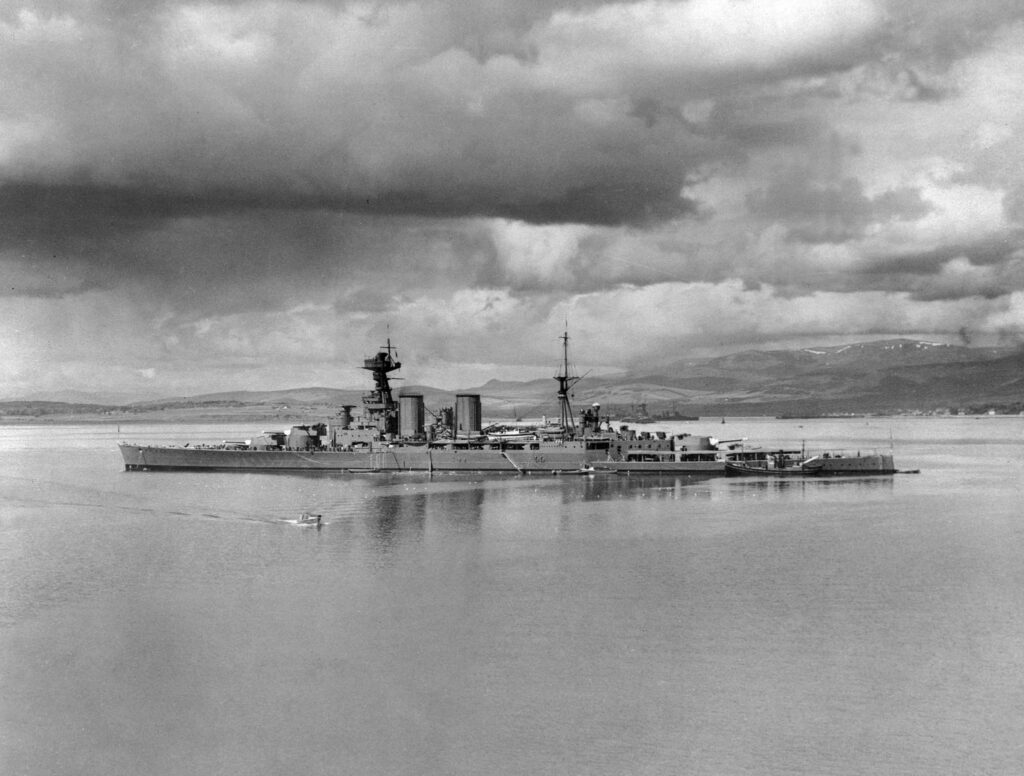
[2,417,1023,775]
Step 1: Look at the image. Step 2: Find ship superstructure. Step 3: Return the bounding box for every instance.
[360,339,401,436]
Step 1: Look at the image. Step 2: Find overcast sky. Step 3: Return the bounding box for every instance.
[4,0,1024,397]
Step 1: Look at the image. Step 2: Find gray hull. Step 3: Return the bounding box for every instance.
[119,443,593,473]
[816,453,896,475]
[726,453,897,477]
[593,460,726,474]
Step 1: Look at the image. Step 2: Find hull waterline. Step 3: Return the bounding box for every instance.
[119,443,595,473]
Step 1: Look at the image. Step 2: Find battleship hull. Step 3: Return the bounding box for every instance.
[119,443,593,473]
[593,460,726,474]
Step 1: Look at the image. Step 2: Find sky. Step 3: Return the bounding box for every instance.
[4,0,1024,398]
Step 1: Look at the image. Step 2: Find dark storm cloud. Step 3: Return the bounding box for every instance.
[864,236,1023,276]
[893,68,948,103]
[0,0,887,239]
[712,116,827,149]
[498,180,700,226]
[0,180,360,303]
[2,0,1011,242]
[849,234,1024,302]
[884,0,1024,63]
[0,181,256,245]
[747,175,932,244]
[629,97,685,129]
[355,176,698,226]
[0,179,354,293]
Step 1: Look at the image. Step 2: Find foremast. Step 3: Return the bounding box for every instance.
[361,338,401,436]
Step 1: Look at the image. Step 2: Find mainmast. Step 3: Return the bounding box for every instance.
[554,330,580,437]
[362,338,401,435]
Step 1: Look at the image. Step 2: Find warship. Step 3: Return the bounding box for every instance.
[119,332,763,474]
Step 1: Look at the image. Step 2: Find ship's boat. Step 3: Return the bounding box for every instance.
[724,460,822,477]
[482,424,539,441]
[592,434,759,474]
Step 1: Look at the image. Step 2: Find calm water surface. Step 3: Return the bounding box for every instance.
[2,418,1024,775]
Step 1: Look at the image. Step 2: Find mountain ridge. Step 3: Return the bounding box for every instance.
[4,339,1022,418]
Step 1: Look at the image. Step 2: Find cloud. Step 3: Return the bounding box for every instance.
[747,174,932,244]
[0,0,893,231]
[0,2,705,227]
[909,255,1024,301]
[883,0,1024,63]
[6,1,1024,397]
[530,0,884,93]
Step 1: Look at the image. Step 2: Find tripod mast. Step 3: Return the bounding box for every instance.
[554,330,580,437]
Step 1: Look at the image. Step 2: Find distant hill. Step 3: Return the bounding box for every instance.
[590,339,1024,416]
[3,339,1023,421]
[132,387,365,407]
[0,400,124,418]
[462,338,1024,416]
[3,389,163,404]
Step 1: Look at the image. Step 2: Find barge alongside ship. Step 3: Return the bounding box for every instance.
[725,450,897,477]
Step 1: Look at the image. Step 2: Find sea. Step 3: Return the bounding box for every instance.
[2,417,1023,776]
